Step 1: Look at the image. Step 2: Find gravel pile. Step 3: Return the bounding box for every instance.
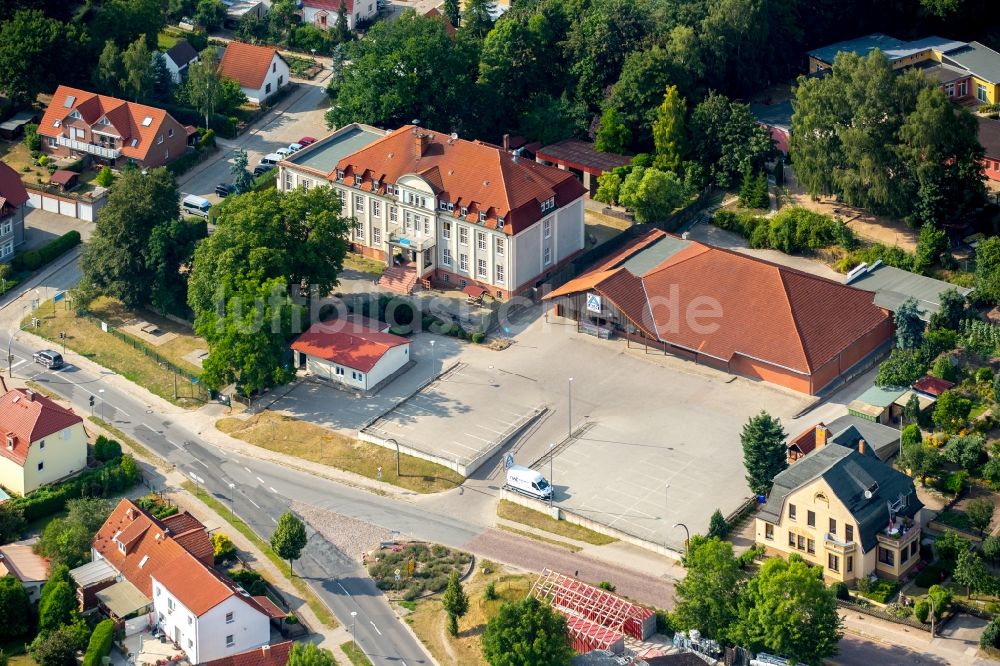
[292,501,392,562]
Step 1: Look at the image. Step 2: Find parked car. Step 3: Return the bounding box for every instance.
[298,136,317,146]
[33,350,64,369]
[253,164,273,177]
[275,148,293,159]
[288,143,303,153]
[259,153,283,167]
[215,183,236,197]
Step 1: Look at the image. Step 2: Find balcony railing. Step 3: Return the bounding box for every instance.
[823,533,856,552]
[387,230,435,252]
[877,525,920,548]
[56,136,121,159]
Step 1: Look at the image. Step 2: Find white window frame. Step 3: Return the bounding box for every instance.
[543,219,552,239]
[354,194,365,212]
[543,246,551,265]
[372,226,381,244]
[495,237,504,255]
[442,221,451,239]
[353,222,364,240]
[225,635,234,648]
[459,253,468,272]
[372,200,381,217]
[0,220,12,236]
[979,84,988,102]
[389,206,397,222]
[495,264,505,284]
[459,226,468,245]
[442,248,452,266]
[476,232,486,251]
[479,211,487,222]
[477,258,487,279]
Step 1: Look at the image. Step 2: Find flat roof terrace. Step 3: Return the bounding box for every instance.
[285,124,385,174]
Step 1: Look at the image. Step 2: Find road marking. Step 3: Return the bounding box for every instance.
[165,439,182,449]
[244,467,252,474]
[269,486,277,494]
[10,359,25,370]
[369,621,381,636]
[256,476,264,484]
[47,370,134,417]
[337,582,351,598]
[246,497,261,509]
[194,459,209,468]
[270,516,277,524]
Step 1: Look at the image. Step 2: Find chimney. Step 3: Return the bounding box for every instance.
[858,439,866,456]
[415,132,431,157]
[814,424,831,450]
[503,133,510,151]
[24,388,34,401]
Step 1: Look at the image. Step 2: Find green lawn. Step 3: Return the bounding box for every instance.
[497,500,617,545]
[157,31,179,50]
[340,642,373,666]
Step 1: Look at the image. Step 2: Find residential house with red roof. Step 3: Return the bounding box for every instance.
[292,319,411,394]
[544,229,893,395]
[38,86,188,169]
[301,0,377,32]
[278,123,587,298]
[90,499,280,664]
[203,641,293,666]
[0,538,50,602]
[219,42,289,105]
[0,161,28,262]
[0,387,86,495]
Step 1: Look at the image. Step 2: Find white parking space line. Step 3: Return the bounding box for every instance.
[256,476,265,484]
[246,497,261,509]
[269,486,278,494]
[195,459,209,468]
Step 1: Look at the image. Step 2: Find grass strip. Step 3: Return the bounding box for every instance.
[497,499,617,546]
[497,524,583,552]
[339,642,373,666]
[181,480,338,629]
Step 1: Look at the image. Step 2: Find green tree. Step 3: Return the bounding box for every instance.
[895,298,924,350]
[38,581,78,633]
[335,0,352,43]
[29,627,80,666]
[933,390,973,433]
[983,535,1000,563]
[594,171,623,205]
[914,224,948,274]
[218,78,249,116]
[651,85,685,172]
[93,0,166,51]
[931,354,957,382]
[707,509,727,539]
[82,620,114,666]
[928,584,953,620]
[22,123,40,153]
[95,166,115,188]
[236,12,268,42]
[876,349,926,388]
[0,10,63,105]
[443,0,459,26]
[904,393,921,425]
[0,576,32,640]
[94,41,125,96]
[36,499,114,569]
[195,0,227,30]
[899,441,941,483]
[901,424,922,449]
[481,596,573,666]
[270,511,307,577]
[690,92,773,189]
[121,36,154,102]
[967,498,995,536]
[617,167,687,223]
[929,288,966,332]
[462,0,497,37]
[594,107,631,154]
[740,411,788,496]
[287,643,336,666]
[733,557,842,665]
[147,217,207,314]
[325,13,479,133]
[673,537,741,641]
[934,531,969,568]
[231,149,253,193]
[0,502,25,544]
[187,47,223,128]
[268,0,299,43]
[81,167,180,308]
[976,236,1000,305]
[739,169,769,209]
[442,571,469,636]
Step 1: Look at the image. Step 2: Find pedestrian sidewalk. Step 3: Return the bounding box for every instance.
[839,609,991,665]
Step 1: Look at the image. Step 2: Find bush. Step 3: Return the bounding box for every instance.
[197,129,216,150]
[212,533,236,563]
[831,581,850,600]
[37,155,49,167]
[654,610,675,637]
[859,578,899,604]
[95,166,115,188]
[93,435,122,462]
[914,598,930,623]
[228,568,267,595]
[942,470,968,495]
[484,582,498,601]
[983,619,1000,648]
[9,455,141,522]
[597,581,616,593]
[23,123,41,152]
[976,367,994,384]
[82,620,114,666]
[165,150,203,176]
[12,231,81,273]
[471,331,486,344]
[155,101,236,139]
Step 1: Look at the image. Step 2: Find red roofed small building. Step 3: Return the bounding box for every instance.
[544,229,893,395]
[0,161,28,262]
[219,42,289,105]
[292,320,411,394]
[301,0,377,33]
[38,86,188,169]
[912,375,954,397]
[91,499,276,664]
[0,387,86,495]
[278,123,587,298]
[203,641,293,666]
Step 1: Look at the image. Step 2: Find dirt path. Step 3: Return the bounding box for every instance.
[463,528,675,609]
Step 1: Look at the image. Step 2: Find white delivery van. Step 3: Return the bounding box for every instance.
[181,194,212,218]
[259,153,283,167]
[506,465,552,500]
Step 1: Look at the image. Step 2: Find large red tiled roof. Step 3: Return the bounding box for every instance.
[219,42,284,90]
[335,125,586,235]
[0,388,82,466]
[0,162,28,209]
[94,500,271,618]
[912,375,954,396]
[203,641,293,666]
[303,0,354,13]
[547,230,890,375]
[292,322,410,373]
[38,86,179,164]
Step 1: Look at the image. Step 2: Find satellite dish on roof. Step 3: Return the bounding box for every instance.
[864,489,873,499]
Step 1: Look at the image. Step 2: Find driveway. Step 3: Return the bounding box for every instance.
[22,207,94,246]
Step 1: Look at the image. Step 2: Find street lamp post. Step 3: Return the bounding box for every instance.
[350,611,358,647]
[664,483,670,546]
[548,443,554,509]
[567,377,574,439]
[429,339,435,381]
[98,389,105,421]
[228,482,236,516]
[387,437,400,477]
[673,523,690,555]
[928,596,936,638]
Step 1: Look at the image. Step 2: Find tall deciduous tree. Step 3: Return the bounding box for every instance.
[121,37,154,101]
[976,236,1000,305]
[733,556,842,665]
[652,85,686,172]
[690,92,773,189]
[287,643,336,666]
[93,0,166,51]
[462,0,497,37]
[616,167,687,223]
[270,512,308,577]
[81,168,181,309]
[187,47,223,127]
[0,576,32,640]
[967,498,995,536]
[194,0,227,31]
[94,41,125,96]
[894,298,924,350]
[481,597,573,666]
[148,217,207,315]
[954,549,990,598]
[442,571,469,636]
[38,581,78,633]
[0,10,63,105]
[673,537,741,641]
[914,224,948,275]
[740,411,787,496]
[36,500,114,569]
[929,288,966,331]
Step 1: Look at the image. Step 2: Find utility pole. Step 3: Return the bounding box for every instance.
[567,377,574,438]
[549,443,554,509]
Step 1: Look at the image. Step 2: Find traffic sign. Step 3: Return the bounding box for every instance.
[504,453,514,470]
[53,290,66,303]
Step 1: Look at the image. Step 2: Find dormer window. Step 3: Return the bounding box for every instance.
[497,217,504,226]
[53,120,61,128]
[98,116,111,126]
[541,197,555,213]
[5,435,12,450]
[336,169,345,181]
[439,201,448,211]
[479,211,487,223]
[460,207,468,217]
[69,110,81,120]
[447,202,454,211]
[139,555,149,568]
[354,174,362,186]
[118,541,126,554]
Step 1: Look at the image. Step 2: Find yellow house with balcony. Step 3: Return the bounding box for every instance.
[756,439,924,584]
[0,387,87,496]
[807,34,1000,105]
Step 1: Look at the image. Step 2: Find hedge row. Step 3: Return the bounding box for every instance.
[82,619,114,666]
[156,102,236,139]
[11,230,81,272]
[10,452,140,522]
